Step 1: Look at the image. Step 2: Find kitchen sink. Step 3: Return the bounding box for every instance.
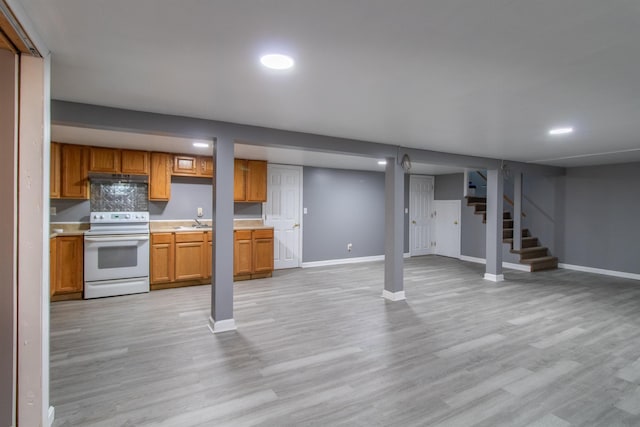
[173,225,211,230]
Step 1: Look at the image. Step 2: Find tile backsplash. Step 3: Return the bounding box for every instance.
[90,182,149,212]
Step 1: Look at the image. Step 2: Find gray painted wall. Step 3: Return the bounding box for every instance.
[560,162,640,274]
[303,167,385,262]
[435,173,463,200]
[51,177,262,222]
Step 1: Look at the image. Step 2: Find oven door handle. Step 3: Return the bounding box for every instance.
[85,236,149,242]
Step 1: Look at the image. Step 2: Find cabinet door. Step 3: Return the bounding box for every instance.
[60,144,88,199]
[150,233,174,284]
[149,152,171,201]
[173,155,198,176]
[50,142,61,198]
[89,147,120,173]
[234,159,247,201]
[205,232,213,279]
[253,230,274,273]
[49,237,56,298]
[246,160,267,202]
[54,236,83,295]
[234,230,253,275]
[199,156,214,177]
[175,241,205,281]
[121,150,150,175]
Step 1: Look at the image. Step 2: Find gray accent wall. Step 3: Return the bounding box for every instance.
[560,162,640,274]
[435,173,463,200]
[303,167,385,262]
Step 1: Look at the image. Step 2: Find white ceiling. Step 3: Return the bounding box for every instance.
[21,0,640,167]
[51,124,463,175]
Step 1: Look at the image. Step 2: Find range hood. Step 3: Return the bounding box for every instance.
[88,172,149,183]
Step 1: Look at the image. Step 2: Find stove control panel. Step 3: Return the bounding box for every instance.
[90,211,149,223]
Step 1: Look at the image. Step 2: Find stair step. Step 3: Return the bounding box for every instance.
[474,204,487,213]
[503,236,536,245]
[503,219,514,228]
[465,196,486,204]
[514,246,549,260]
[521,256,558,272]
[503,228,530,239]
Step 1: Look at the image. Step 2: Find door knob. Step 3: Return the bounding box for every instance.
[454,221,458,225]
[412,220,416,224]
[293,224,300,228]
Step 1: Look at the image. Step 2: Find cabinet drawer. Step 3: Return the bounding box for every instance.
[152,233,174,244]
[175,232,204,243]
[253,229,274,239]
[234,230,252,240]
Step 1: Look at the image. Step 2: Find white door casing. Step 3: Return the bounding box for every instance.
[264,164,302,269]
[434,200,461,259]
[409,175,434,256]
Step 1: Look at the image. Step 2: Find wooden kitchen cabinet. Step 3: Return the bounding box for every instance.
[60,144,89,199]
[234,228,273,279]
[253,229,274,273]
[121,150,150,174]
[51,235,83,300]
[205,231,213,278]
[199,156,214,177]
[234,230,253,276]
[173,154,214,178]
[50,141,61,198]
[149,152,172,201]
[150,233,174,284]
[89,147,120,173]
[234,159,267,202]
[173,155,198,176]
[174,232,206,281]
[234,159,247,201]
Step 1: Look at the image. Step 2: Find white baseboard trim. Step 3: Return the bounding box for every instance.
[48,406,55,426]
[460,255,531,272]
[382,290,406,301]
[484,273,505,282]
[302,255,384,268]
[404,252,411,258]
[558,263,640,281]
[208,317,237,334]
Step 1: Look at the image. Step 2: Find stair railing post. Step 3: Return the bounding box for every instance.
[513,172,523,252]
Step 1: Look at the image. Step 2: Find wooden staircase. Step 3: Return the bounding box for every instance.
[466,196,558,272]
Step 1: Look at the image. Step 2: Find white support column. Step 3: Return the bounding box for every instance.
[513,172,523,252]
[463,169,469,198]
[383,156,405,301]
[484,168,504,282]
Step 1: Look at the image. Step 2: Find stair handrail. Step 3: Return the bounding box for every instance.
[473,171,526,218]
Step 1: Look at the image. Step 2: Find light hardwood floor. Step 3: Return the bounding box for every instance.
[51,256,640,426]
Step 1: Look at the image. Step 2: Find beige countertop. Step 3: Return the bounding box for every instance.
[50,223,89,238]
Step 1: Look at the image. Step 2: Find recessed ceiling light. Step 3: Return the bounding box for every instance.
[548,127,574,136]
[193,142,209,148]
[378,160,387,166]
[260,54,294,70]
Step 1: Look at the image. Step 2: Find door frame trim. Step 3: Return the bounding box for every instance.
[408,174,434,257]
[264,164,303,269]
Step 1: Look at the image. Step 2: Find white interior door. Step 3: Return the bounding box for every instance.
[264,164,302,269]
[434,200,461,258]
[409,175,434,256]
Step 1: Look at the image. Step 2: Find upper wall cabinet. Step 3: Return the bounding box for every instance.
[149,152,172,201]
[58,144,89,199]
[89,147,120,173]
[50,141,61,198]
[234,159,267,202]
[173,154,213,178]
[121,150,150,174]
[88,147,150,175]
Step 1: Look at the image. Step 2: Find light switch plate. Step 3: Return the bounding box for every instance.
[197,207,203,217]
[303,207,308,215]
[50,207,56,216]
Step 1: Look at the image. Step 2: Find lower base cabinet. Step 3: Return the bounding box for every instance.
[234,228,274,280]
[150,231,212,290]
[50,235,84,301]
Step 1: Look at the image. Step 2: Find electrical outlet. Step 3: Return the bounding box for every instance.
[347,243,352,252]
[197,207,203,217]
[50,207,56,216]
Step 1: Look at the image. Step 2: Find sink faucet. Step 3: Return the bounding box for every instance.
[194,218,202,227]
